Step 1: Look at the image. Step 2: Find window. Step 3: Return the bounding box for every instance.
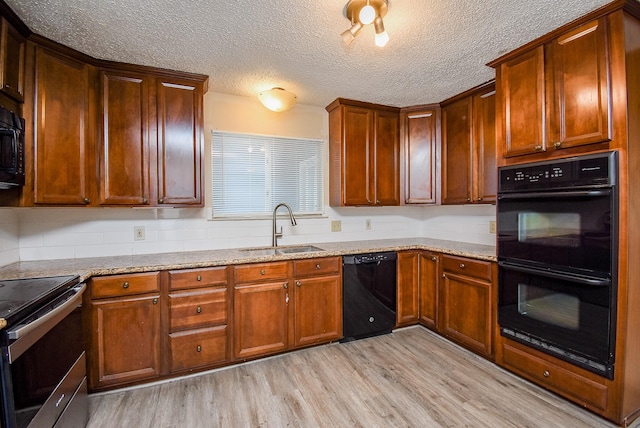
[211,131,324,218]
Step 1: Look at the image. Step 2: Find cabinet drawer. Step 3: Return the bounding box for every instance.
[169,326,228,372]
[169,288,227,331]
[442,255,492,281]
[294,257,341,277]
[234,261,289,284]
[501,342,608,411]
[168,266,228,291]
[91,272,160,299]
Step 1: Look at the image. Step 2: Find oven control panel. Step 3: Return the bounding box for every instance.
[498,152,616,192]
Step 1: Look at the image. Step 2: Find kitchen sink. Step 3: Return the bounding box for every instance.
[239,245,324,256]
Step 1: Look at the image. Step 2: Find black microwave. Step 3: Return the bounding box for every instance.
[0,106,25,189]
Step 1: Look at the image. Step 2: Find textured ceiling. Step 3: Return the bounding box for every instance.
[6,0,614,108]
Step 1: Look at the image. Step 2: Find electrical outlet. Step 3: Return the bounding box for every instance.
[134,226,145,241]
[489,221,496,234]
[365,219,371,230]
[331,220,342,232]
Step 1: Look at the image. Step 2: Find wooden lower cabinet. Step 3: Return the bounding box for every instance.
[86,272,161,390]
[418,251,440,330]
[396,251,420,327]
[169,326,228,372]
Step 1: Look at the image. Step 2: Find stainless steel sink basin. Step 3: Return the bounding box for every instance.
[239,245,324,256]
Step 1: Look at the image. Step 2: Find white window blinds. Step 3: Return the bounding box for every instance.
[211,131,324,217]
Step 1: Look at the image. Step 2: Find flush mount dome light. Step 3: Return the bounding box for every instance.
[342,0,389,47]
[258,87,297,112]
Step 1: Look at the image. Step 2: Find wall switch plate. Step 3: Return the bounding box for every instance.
[365,219,371,230]
[134,226,145,241]
[489,221,497,234]
[331,220,341,232]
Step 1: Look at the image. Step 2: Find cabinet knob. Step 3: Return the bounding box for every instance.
[316,264,321,270]
[158,198,164,204]
[466,197,471,202]
[376,200,381,204]
[196,345,202,353]
[142,198,148,204]
[459,263,465,269]
[122,281,129,289]
[283,282,288,289]
[296,281,301,287]
[260,269,266,275]
[442,274,446,278]
[196,275,202,281]
[367,198,372,204]
[4,84,10,89]
[543,370,550,378]
[554,142,562,149]
[478,197,483,201]
[83,198,91,204]
[535,145,543,151]
[431,256,437,261]
[196,306,202,314]
[152,298,158,305]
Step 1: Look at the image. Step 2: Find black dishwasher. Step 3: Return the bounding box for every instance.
[341,252,397,342]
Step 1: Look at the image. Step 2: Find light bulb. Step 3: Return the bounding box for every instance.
[359,2,376,25]
[375,31,389,47]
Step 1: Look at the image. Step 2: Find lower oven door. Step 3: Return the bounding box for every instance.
[498,262,615,379]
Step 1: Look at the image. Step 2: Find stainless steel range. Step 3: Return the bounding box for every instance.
[0,275,88,428]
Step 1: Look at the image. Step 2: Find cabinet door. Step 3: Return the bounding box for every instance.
[0,17,25,102]
[34,47,94,205]
[88,294,161,389]
[547,19,610,150]
[440,272,492,357]
[418,252,439,330]
[342,105,373,205]
[396,251,419,326]
[156,78,203,206]
[373,110,400,205]
[499,46,545,157]
[99,71,150,205]
[233,282,289,359]
[403,109,438,204]
[473,88,496,203]
[293,275,342,347]
[442,97,472,204]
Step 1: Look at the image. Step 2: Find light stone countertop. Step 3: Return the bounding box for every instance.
[0,238,496,282]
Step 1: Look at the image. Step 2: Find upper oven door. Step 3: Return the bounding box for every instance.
[497,188,615,275]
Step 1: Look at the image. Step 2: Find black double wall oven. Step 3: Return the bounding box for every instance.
[497,152,618,379]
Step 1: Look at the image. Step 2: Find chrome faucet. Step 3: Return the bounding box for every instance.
[272,203,297,247]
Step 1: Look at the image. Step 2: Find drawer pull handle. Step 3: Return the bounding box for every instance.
[283,282,288,289]
[316,264,321,270]
[152,298,158,305]
[197,275,202,281]
[55,393,65,407]
[296,281,301,287]
[123,282,129,289]
[543,370,550,378]
[196,345,202,352]
[260,269,266,275]
[459,263,465,269]
[196,306,202,314]
[431,256,437,261]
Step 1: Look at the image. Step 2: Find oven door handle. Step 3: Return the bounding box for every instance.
[498,262,611,287]
[7,283,86,362]
[498,189,611,200]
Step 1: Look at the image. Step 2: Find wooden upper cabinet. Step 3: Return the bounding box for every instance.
[327,99,400,207]
[0,17,25,102]
[99,71,150,205]
[156,78,203,206]
[494,18,610,160]
[473,87,497,203]
[34,47,95,205]
[547,19,610,150]
[442,97,472,204]
[498,46,545,157]
[401,106,440,204]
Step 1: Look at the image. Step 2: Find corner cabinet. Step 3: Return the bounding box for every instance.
[441,82,496,205]
[492,18,610,160]
[326,98,400,206]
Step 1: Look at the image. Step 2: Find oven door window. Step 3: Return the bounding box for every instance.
[499,266,614,371]
[497,190,613,274]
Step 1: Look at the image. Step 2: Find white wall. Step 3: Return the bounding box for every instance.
[1,92,496,266]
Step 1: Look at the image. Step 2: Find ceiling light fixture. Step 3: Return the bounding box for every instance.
[257,87,297,112]
[342,0,389,47]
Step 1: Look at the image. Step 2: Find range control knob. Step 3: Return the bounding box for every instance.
[369,316,375,323]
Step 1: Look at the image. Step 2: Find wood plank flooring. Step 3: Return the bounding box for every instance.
[86,327,636,427]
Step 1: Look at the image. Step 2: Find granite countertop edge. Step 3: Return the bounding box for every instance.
[0,238,497,282]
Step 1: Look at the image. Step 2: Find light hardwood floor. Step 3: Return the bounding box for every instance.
[87,327,636,427]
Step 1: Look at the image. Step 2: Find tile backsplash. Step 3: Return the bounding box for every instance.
[0,205,495,266]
